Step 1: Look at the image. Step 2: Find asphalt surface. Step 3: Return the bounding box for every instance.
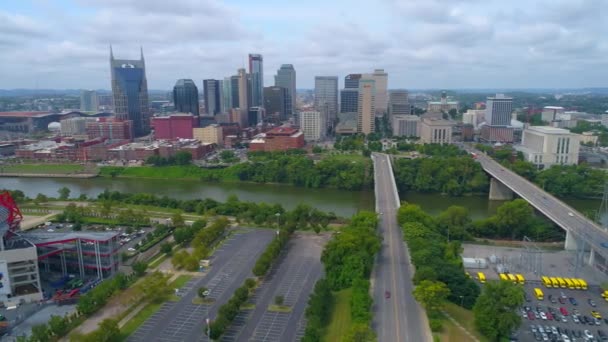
[128,229,275,342]
[224,233,327,342]
[371,153,431,342]
[464,145,608,262]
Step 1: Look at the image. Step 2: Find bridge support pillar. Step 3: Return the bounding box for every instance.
[489,178,513,200]
[565,230,578,251]
[589,248,596,266]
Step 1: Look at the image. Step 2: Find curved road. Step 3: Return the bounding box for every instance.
[371,153,431,342]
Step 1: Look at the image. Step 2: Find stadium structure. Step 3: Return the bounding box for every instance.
[0,192,120,305]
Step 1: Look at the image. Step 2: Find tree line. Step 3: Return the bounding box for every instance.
[303,211,380,341]
[172,217,229,271]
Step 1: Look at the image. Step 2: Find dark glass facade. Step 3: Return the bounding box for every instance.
[173,79,200,117]
[264,86,287,122]
[202,79,220,115]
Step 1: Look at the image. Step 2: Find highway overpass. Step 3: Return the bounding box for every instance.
[465,146,608,273]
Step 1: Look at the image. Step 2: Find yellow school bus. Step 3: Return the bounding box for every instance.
[572,278,581,290]
[550,277,559,288]
[578,278,588,290]
[516,274,525,285]
[477,272,486,283]
[557,277,567,288]
[542,276,552,288]
[507,273,517,283]
[499,274,508,281]
[534,288,544,300]
[565,278,574,289]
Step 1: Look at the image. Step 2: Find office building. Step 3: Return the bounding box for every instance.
[541,106,566,123]
[203,79,221,115]
[274,64,296,116]
[314,76,339,132]
[336,112,358,135]
[392,115,420,137]
[340,74,362,114]
[299,111,326,141]
[237,68,249,114]
[427,91,459,113]
[249,126,305,152]
[110,47,150,136]
[344,74,362,89]
[264,86,287,122]
[173,79,200,117]
[485,94,512,126]
[80,90,99,112]
[193,124,223,146]
[517,126,580,168]
[222,77,233,113]
[368,69,388,114]
[86,117,133,141]
[462,109,486,129]
[152,113,197,140]
[357,79,375,135]
[230,75,240,109]
[249,54,264,107]
[480,125,514,143]
[248,107,265,127]
[388,90,411,118]
[420,118,453,144]
[60,117,96,136]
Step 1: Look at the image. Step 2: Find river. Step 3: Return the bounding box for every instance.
[0,177,603,221]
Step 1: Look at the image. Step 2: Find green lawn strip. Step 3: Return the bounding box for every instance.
[192,297,215,304]
[241,303,255,310]
[439,317,474,342]
[169,274,193,289]
[323,288,352,342]
[148,253,168,269]
[119,302,162,340]
[442,302,487,342]
[0,163,85,174]
[267,305,292,313]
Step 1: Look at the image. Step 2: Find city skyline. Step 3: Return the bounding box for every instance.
[0,0,607,90]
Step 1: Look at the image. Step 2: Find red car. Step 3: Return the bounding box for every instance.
[385,291,391,299]
[527,311,535,320]
[560,307,568,316]
[546,312,554,321]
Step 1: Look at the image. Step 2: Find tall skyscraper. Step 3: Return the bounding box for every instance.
[230,75,240,109]
[80,90,99,112]
[248,54,264,107]
[389,90,411,118]
[237,68,249,113]
[110,47,150,136]
[369,69,388,114]
[173,79,200,117]
[203,79,221,115]
[264,86,287,122]
[357,78,376,135]
[314,76,338,133]
[274,64,296,116]
[221,77,233,113]
[340,74,362,113]
[485,94,513,126]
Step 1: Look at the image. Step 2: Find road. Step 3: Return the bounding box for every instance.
[128,229,275,342]
[463,145,608,262]
[371,153,431,342]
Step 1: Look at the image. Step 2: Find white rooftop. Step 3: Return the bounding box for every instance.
[526,126,573,134]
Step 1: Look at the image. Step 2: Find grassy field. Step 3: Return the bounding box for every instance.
[148,253,169,269]
[119,302,162,340]
[441,302,487,342]
[99,165,240,181]
[323,288,352,342]
[0,163,86,174]
[169,274,193,289]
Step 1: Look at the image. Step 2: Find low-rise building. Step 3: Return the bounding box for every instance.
[420,118,453,144]
[462,109,486,129]
[299,111,326,141]
[541,106,565,123]
[249,126,305,152]
[516,126,580,169]
[335,112,358,135]
[86,118,133,141]
[60,117,96,136]
[480,125,514,143]
[193,124,224,146]
[392,115,420,137]
[152,113,197,140]
[580,132,599,145]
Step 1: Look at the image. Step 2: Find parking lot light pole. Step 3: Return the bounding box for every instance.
[459,295,464,307]
[275,213,280,228]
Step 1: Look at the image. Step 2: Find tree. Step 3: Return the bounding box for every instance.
[343,323,377,342]
[198,287,209,298]
[171,211,185,228]
[31,323,50,342]
[86,318,121,342]
[160,242,173,255]
[473,280,524,341]
[412,280,450,314]
[58,186,71,200]
[48,315,68,337]
[174,151,193,165]
[100,200,112,218]
[34,193,48,205]
[132,261,148,277]
[274,295,284,306]
[448,108,458,119]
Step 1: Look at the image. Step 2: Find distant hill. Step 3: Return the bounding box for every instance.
[0,89,169,97]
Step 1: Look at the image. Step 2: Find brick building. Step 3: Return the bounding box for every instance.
[249,126,305,152]
[152,113,197,140]
[86,118,133,141]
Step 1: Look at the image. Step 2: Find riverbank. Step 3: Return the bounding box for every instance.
[0,173,97,178]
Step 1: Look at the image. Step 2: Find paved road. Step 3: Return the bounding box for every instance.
[463,145,608,261]
[128,229,275,342]
[371,153,431,342]
[224,233,327,342]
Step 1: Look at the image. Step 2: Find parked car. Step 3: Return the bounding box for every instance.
[560,307,569,316]
[569,297,578,306]
[589,299,597,307]
[593,311,603,319]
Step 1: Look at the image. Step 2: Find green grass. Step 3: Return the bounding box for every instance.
[0,163,85,174]
[323,288,353,342]
[442,302,487,342]
[192,297,215,304]
[321,153,370,165]
[169,274,193,289]
[268,304,292,313]
[99,165,239,181]
[148,253,169,269]
[119,302,162,340]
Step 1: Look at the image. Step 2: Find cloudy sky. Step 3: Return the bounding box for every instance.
[1,0,607,90]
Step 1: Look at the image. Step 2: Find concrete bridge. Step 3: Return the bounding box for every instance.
[464,146,608,271]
